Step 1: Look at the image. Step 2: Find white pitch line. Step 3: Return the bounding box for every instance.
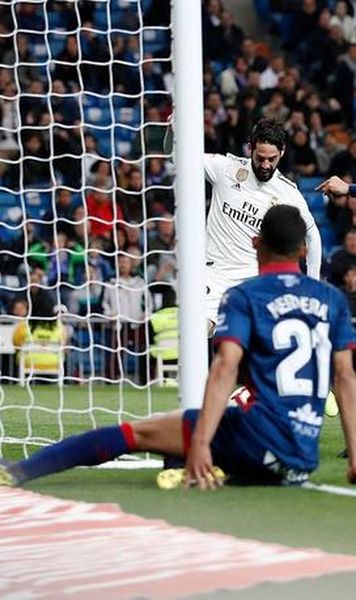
[303,481,356,498]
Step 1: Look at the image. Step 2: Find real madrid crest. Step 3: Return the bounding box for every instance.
[235,168,248,183]
[270,196,279,206]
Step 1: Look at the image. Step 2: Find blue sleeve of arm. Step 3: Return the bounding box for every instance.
[214,287,252,349]
[349,184,356,197]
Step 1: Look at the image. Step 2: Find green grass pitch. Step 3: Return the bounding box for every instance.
[1,383,356,563]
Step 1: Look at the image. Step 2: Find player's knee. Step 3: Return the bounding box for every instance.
[131,419,160,450]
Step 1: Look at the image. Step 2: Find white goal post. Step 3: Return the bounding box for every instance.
[0,0,207,461]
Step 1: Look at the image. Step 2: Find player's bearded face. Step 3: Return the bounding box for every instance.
[251,143,282,182]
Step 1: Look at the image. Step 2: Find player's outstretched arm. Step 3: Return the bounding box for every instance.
[315,176,350,197]
[332,350,356,483]
[305,222,322,280]
[185,340,242,490]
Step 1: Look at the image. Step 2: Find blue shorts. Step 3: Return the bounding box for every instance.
[183,407,309,486]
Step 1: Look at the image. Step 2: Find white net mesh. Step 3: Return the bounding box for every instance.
[0,0,177,460]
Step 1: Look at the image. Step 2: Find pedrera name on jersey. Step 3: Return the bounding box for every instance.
[222,201,262,229]
[267,294,329,321]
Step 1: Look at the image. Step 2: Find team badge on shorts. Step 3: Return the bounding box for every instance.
[235,168,248,182]
[270,196,279,206]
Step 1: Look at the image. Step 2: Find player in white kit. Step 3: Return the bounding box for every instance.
[165,118,322,335]
[203,119,322,335]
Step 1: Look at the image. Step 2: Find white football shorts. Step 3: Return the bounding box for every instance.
[205,266,248,325]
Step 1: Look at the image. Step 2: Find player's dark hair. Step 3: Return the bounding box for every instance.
[250,119,287,151]
[260,205,306,256]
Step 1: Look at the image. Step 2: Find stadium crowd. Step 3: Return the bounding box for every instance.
[0,0,355,380]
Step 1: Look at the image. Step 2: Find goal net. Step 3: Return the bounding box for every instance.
[0,0,177,462]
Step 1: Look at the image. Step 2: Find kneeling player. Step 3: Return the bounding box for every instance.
[0,205,355,489]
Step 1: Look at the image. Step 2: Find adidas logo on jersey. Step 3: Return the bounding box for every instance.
[230,182,241,190]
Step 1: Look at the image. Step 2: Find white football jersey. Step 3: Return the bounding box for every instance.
[204,153,321,281]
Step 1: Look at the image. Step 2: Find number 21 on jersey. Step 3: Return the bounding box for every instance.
[272,319,332,398]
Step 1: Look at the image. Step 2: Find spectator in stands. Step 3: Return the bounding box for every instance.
[0,100,18,179]
[16,2,44,31]
[288,0,320,54]
[220,56,249,106]
[131,106,166,159]
[277,69,301,109]
[147,214,176,304]
[112,35,139,96]
[53,121,82,188]
[220,106,245,156]
[220,10,244,58]
[68,263,104,317]
[50,79,80,125]
[115,160,132,191]
[124,224,144,255]
[328,138,356,180]
[300,7,333,81]
[237,89,262,142]
[202,0,226,61]
[314,131,347,175]
[86,190,117,242]
[325,177,353,243]
[53,35,80,91]
[328,227,356,287]
[342,265,356,321]
[261,90,290,124]
[87,237,114,282]
[145,157,175,215]
[240,37,267,73]
[289,129,318,176]
[203,108,223,154]
[203,63,217,97]
[205,90,228,128]
[285,109,309,139]
[117,167,145,222]
[47,232,71,309]
[25,223,49,273]
[83,133,100,181]
[125,244,144,277]
[102,254,151,384]
[61,205,89,288]
[41,187,75,243]
[2,33,39,91]
[87,160,114,191]
[146,157,167,187]
[330,0,356,42]
[308,110,326,152]
[80,21,110,92]
[259,54,285,91]
[10,298,28,319]
[142,54,166,107]
[29,267,56,317]
[19,79,48,126]
[332,42,356,128]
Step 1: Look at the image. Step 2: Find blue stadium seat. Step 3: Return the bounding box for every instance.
[311,208,329,228]
[143,29,170,54]
[0,191,17,207]
[320,226,338,255]
[94,9,108,31]
[24,191,52,219]
[298,176,324,194]
[115,106,140,126]
[254,0,272,22]
[48,11,64,30]
[305,191,325,212]
[48,34,67,59]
